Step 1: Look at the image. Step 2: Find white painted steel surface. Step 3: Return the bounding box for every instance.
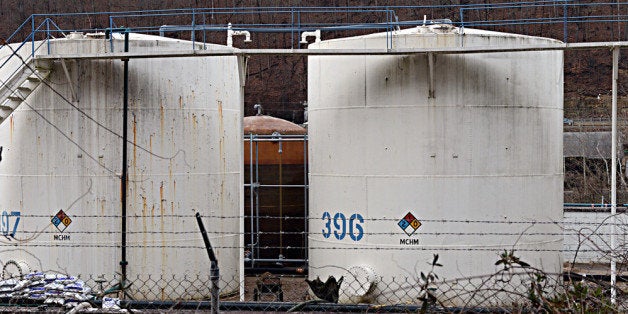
[0,34,243,299]
[564,211,628,263]
[308,26,564,305]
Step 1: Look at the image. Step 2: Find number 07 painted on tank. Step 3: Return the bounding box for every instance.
[321,211,364,241]
[1,211,21,237]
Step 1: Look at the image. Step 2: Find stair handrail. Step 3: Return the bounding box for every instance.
[0,39,49,94]
[0,18,61,105]
[1,18,62,70]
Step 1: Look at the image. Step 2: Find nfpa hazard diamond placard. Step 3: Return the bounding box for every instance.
[398,212,421,236]
[51,209,72,232]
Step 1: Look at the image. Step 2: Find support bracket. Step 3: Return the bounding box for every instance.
[59,59,78,102]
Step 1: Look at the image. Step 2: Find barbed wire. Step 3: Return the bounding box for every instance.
[0,243,613,253]
[7,229,628,237]
[12,214,628,231]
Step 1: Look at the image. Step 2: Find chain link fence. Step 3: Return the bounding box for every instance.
[0,213,626,312]
[0,266,624,312]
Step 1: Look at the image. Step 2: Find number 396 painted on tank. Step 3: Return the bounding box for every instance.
[321,212,364,241]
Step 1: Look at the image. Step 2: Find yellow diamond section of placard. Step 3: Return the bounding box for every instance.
[62,216,72,227]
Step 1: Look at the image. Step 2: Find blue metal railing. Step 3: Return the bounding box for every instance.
[105,7,403,49]
[460,1,628,42]
[0,1,627,67]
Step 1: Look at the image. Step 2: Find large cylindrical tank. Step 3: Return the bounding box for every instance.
[243,115,307,266]
[307,25,563,306]
[0,34,243,299]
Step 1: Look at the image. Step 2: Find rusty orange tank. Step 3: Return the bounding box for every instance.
[243,115,307,268]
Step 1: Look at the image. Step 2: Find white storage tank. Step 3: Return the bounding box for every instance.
[307,25,563,306]
[0,34,243,299]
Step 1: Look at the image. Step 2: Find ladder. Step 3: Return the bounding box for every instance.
[0,60,52,124]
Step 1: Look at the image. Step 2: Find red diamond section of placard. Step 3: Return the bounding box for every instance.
[404,212,416,224]
[56,210,67,221]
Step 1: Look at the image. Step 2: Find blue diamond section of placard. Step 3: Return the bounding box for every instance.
[398,218,410,230]
[51,216,61,227]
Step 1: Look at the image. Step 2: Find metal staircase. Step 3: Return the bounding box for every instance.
[0,60,52,124]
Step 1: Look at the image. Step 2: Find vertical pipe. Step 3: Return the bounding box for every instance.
[619,0,624,41]
[237,57,246,302]
[303,134,308,264]
[210,256,220,314]
[386,8,390,50]
[563,2,568,43]
[610,46,619,304]
[191,9,196,49]
[291,8,294,49]
[120,30,129,290]
[390,9,393,49]
[249,134,255,269]
[109,17,114,52]
[203,13,207,50]
[278,138,283,258]
[459,8,465,35]
[297,11,301,48]
[255,138,260,260]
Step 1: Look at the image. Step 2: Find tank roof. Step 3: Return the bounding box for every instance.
[310,24,563,47]
[38,32,236,54]
[244,115,306,135]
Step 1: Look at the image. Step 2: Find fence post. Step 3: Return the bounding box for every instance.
[119,29,130,298]
[610,46,619,305]
[196,212,220,314]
